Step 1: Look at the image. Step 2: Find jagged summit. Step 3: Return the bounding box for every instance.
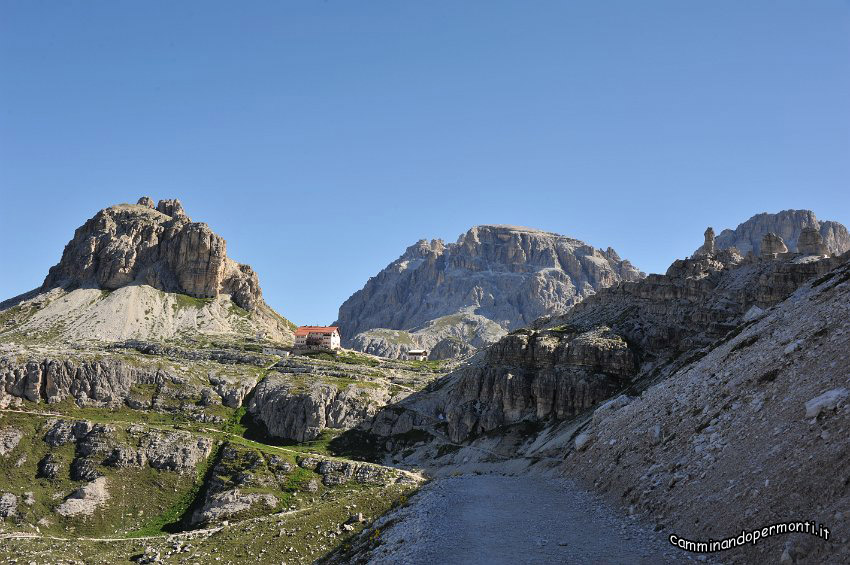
[1,197,294,344]
[336,224,644,359]
[42,197,260,310]
[695,209,850,257]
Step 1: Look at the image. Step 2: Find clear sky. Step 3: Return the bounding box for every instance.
[1,1,849,326]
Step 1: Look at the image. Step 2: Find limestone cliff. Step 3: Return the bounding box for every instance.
[699,209,850,256]
[42,197,261,311]
[337,225,643,359]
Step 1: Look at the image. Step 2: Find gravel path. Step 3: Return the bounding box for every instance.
[365,475,693,565]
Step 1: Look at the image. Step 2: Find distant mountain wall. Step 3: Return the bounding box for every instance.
[336,225,643,359]
[701,209,850,256]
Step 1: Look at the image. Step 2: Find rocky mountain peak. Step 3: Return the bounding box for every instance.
[2,198,294,344]
[41,197,260,311]
[701,209,850,256]
[336,225,644,359]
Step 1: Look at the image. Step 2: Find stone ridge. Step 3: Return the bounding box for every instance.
[335,224,643,358]
[41,197,262,312]
[702,209,850,256]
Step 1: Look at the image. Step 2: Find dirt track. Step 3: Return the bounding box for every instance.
[363,475,696,564]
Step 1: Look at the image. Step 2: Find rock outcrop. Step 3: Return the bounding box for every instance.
[1,357,168,406]
[297,456,393,486]
[760,232,788,257]
[189,444,280,526]
[337,225,643,359]
[694,227,715,256]
[798,226,829,256]
[42,198,258,309]
[0,493,17,518]
[247,374,391,442]
[702,209,850,256]
[104,429,214,473]
[55,477,110,517]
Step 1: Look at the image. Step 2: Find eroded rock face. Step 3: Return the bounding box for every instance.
[760,232,788,257]
[248,374,391,442]
[337,225,643,358]
[40,198,262,312]
[705,209,850,256]
[362,243,850,444]
[562,257,850,565]
[298,456,392,486]
[798,227,829,256]
[1,357,165,405]
[369,326,635,443]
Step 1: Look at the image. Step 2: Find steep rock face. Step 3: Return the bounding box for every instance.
[0,356,167,406]
[2,357,151,406]
[247,374,391,442]
[3,197,293,343]
[361,241,850,444]
[337,225,643,358]
[371,326,636,443]
[705,210,850,256]
[562,258,850,565]
[41,198,259,310]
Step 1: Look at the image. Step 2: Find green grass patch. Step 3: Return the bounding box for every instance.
[128,443,222,537]
[171,293,214,311]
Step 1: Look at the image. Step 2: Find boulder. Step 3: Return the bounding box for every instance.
[55,476,110,517]
[804,388,849,419]
[0,493,17,517]
[0,427,22,455]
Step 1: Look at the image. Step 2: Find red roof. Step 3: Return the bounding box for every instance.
[295,326,340,337]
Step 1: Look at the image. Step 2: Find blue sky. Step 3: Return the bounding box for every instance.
[1,1,848,325]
